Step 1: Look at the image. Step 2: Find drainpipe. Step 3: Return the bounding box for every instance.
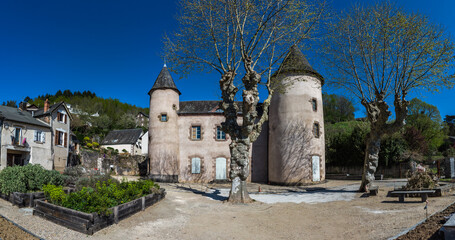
[0,117,3,168]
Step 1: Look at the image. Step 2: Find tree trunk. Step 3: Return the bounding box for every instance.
[227,139,253,203]
[359,132,382,192]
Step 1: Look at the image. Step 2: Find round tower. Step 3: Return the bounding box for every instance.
[148,65,181,182]
[268,46,325,184]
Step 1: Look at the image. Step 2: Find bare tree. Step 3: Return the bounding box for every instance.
[165,0,326,203]
[322,2,455,191]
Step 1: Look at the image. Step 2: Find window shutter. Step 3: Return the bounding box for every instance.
[55,130,59,145]
[42,132,46,143]
[64,114,67,124]
[191,158,201,174]
[34,131,38,142]
[64,133,68,147]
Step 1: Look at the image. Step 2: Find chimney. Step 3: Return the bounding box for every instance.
[44,99,50,113]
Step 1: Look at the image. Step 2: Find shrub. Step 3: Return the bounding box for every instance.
[86,143,93,148]
[43,179,160,215]
[63,166,86,187]
[403,170,436,190]
[75,174,119,191]
[92,142,100,148]
[0,164,64,195]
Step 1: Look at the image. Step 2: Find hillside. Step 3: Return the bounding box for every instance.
[29,90,148,141]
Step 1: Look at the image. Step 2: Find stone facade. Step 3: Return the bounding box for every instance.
[0,106,53,170]
[148,47,325,184]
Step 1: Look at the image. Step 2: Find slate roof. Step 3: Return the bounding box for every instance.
[148,66,181,95]
[101,128,143,145]
[177,101,261,115]
[0,105,50,128]
[273,45,324,84]
[34,102,72,119]
[178,101,223,114]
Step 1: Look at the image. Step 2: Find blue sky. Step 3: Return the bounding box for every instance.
[0,0,454,118]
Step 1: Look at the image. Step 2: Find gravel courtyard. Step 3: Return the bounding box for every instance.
[1,180,454,240]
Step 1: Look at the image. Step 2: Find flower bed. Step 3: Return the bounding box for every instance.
[33,188,165,235]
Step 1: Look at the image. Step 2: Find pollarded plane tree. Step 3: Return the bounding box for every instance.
[164,0,327,203]
[322,2,455,192]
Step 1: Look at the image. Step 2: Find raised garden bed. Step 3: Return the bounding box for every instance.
[33,188,166,235]
[0,188,75,208]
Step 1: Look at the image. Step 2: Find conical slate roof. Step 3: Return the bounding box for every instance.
[148,65,181,95]
[274,45,324,84]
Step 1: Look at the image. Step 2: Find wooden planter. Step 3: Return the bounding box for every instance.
[33,188,166,235]
[0,188,75,208]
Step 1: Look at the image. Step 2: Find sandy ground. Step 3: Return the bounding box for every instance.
[1,180,455,240]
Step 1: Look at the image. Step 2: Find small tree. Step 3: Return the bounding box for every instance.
[322,2,455,191]
[165,0,327,202]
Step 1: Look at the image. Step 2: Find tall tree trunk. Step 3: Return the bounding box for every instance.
[228,139,253,203]
[359,132,382,192]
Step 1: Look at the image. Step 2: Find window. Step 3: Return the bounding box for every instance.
[191,126,201,140]
[57,112,67,123]
[160,114,167,122]
[13,127,22,145]
[216,126,226,140]
[34,130,45,143]
[191,157,201,174]
[311,98,317,112]
[313,122,320,138]
[55,130,67,147]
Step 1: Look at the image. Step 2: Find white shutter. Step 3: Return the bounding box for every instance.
[191,158,201,174]
[34,131,38,142]
[41,132,46,143]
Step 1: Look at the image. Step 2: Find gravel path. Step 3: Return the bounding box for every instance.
[0,180,454,240]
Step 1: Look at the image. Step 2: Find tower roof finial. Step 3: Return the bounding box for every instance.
[164,57,167,68]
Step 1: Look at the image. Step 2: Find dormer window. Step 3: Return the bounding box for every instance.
[160,114,168,122]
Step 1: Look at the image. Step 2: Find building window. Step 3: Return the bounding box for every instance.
[216,126,226,140]
[191,126,201,140]
[34,130,45,143]
[191,157,201,174]
[311,98,317,112]
[313,122,320,138]
[57,112,67,123]
[55,130,67,147]
[13,127,22,145]
[160,114,167,122]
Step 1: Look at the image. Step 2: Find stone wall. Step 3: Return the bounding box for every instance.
[79,149,147,176]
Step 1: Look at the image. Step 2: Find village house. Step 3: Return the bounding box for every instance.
[148,46,325,184]
[32,100,73,172]
[0,105,53,170]
[101,128,144,155]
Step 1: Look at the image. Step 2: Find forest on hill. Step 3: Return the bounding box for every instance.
[27,90,148,141]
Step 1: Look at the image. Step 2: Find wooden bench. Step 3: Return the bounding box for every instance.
[391,190,435,202]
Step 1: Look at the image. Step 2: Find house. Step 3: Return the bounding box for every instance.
[0,105,53,170]
[148,46,325,184]
[33,100,73,172]
[101,128,143,155]
[136,112,149,128]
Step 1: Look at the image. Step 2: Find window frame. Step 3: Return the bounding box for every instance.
[34,130,46,143]
[215,126,226,141]
[190,125,202,140]
[311,98,317,112]
[160,113,168,122]
[313,122,320,138]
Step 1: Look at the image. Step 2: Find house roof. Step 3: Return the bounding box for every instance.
[34,102,73,120]
[177,101,263,115]
[273,45,324,84]
[101,128,143,145]
[148,65,181,95]
[0,105,50,128]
